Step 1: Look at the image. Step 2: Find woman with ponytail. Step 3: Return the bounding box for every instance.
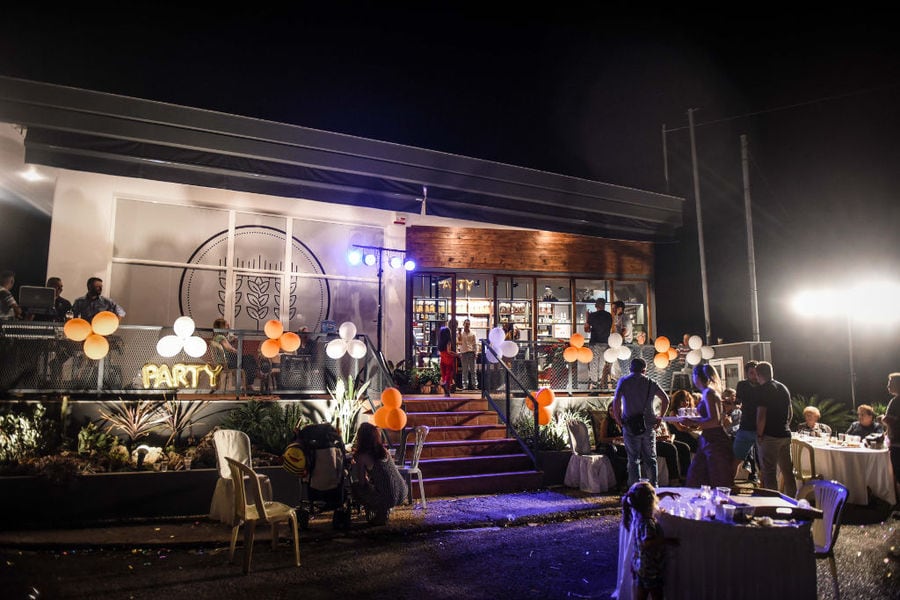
[682,364,735,488]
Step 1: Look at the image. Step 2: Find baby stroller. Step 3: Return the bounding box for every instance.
[287,423,353,530]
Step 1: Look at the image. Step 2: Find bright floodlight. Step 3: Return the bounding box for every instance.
[404,259,416,271]
[389,256,403,269]
[347,249,363,266]
[851,280,900,322]
[364,253,377,266]
[791,289,843,317]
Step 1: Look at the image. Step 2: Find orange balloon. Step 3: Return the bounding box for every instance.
[373,406,391,428]
[653,352,670,369]
[654,336,671,353]
[279,332,301,352]
[264,319,284,339]
[381,387,403,409]
[577,346,593,364]
[261,338,281,358]
[538,406,552,426]
[569,333,585,349]
[385,408,408,431]
[64,318,92,342]
[83,334,110,360]
[525,392,539,410]
[667,347,678,360]
[91,311,119,336]
[563,346,579,363]
[535,387,555,407]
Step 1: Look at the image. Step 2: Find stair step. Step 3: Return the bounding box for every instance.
[405,411,500,427]
[420,471,545,498]
[410,424,507,442]
[416,454,535,478]
[418,438,523,459]
[402,398,489,412]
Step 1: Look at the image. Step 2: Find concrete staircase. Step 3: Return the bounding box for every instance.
[393,394,544,498]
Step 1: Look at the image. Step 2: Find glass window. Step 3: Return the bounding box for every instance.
[537,278,572,340]
[497,276,533,341]
[574,280,609,330]
[613,280,649,335]
[455,274,493,345]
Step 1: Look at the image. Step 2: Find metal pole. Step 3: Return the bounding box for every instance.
[662,123,670,193]
[741,135,761,342]
[847,315,857,408]
[377,252,384,352]
[688,108,713,345]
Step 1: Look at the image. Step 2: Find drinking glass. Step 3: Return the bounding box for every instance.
[722,504,736,522]
[838,433,846,443]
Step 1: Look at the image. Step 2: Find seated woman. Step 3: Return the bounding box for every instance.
[797,406,832,437]
[654,421,691,485]
[350,422,408,526]
[667,389,699,453]
[597,409,629,486]
[846,404,885,438]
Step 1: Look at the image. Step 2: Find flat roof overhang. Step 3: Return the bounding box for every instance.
[0,76,683,241]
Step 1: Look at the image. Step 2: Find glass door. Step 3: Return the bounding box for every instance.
[496,276,533,341]
[454,274,493,346]
[537,278,573,340]
[411,273,454,364]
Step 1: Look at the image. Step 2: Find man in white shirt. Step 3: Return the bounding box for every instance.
[457,319,478,390]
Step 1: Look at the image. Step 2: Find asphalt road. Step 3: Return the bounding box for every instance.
[2,514,899,599]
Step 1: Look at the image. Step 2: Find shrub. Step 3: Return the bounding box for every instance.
[790,394,854,433]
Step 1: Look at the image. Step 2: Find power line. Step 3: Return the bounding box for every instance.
[664,82,900,133]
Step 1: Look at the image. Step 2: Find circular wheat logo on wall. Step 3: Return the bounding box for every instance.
[179,225,330,331]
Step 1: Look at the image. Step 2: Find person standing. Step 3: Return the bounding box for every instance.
[32,277,72,322]
[881,373,900,492]
[612,358,670,487]
[733,361,760,483]
[612,301,634,344]
[0,270,22,320]
[72,277,126,322]
[754,361,795,497]
[457,319,478,390]
[683,364,735,488]
[437,319,456,397]
[584,298,612,390]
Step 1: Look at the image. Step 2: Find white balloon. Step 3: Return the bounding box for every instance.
[183,336,208,358]
[488,327,506,348]
[347,338,368,359]
[604,347,619,363]
[485,344,500,363]
[156,335,183,358]
[688,335,703,350]
[326,338,348,359]
[700,345,715,360]
[608,333,623,349]
[686,349,702,365]
[617,346,632,360]
[173,316,195,338]
[499,340,519,358]
[338,321,357,342]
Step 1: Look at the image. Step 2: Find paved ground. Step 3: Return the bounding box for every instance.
[1,489,899,599]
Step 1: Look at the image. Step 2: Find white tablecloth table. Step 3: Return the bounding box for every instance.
[802,441,896,505]
[614,487,817,600]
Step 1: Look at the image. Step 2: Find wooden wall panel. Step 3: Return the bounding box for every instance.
[406,226,653,276]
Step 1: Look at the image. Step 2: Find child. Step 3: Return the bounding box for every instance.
[622,481,678,600]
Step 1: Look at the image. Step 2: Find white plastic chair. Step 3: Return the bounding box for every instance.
[564,420,617,493]
[797,479,849,599]
[226,457,300,574]
[790,437,820,487]
[397,425,429,508]
[210,429,273,524]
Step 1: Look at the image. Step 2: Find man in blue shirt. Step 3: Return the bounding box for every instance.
[72,277,126,322]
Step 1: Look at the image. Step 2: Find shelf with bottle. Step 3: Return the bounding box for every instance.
[456,298,492,315]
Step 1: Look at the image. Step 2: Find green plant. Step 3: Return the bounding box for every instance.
[159,398,212,447]
[790,394,854,433]
[221,400,311,455]
[547,404,592,448]
[97,399,167,450]
[77,422,120,455]
[511,412,568,451]
[388,359,416,393]
[415,365,441,387]
[328,375,371,444]
[0,403,46,463]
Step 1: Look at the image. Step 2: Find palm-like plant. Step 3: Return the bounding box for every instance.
[328,375,371,444]
[97,399,167,450]
[159,398,211,448]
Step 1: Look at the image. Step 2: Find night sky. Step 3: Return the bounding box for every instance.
[2,7,899,407]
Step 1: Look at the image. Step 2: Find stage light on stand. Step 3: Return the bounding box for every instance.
[364,253,377,266]
[347,249,363,266]
[389,256,403,269]
[404,259,416,271]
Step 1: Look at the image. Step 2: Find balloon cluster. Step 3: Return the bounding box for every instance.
[484,327,519,363]
[652,336,679,369]
[64,311,120,360]
[156,316,208,358]
[603,333,632,364]
[684,335,715,366]
[524,387,556,425]
[325,322,368,360]
[260,320,301,358]
[562,333,593,364]
[371,387,407,430]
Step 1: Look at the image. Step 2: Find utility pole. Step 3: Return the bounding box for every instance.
[741,135,761,342]
[688,108,712,345]
[662,123,670,193]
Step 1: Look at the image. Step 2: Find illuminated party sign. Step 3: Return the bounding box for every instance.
[141,363,223,389]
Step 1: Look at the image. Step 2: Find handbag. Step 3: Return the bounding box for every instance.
[623,413,647,436]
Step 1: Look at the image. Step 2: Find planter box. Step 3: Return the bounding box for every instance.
[0,466,300,530]
[536,450,572,487]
